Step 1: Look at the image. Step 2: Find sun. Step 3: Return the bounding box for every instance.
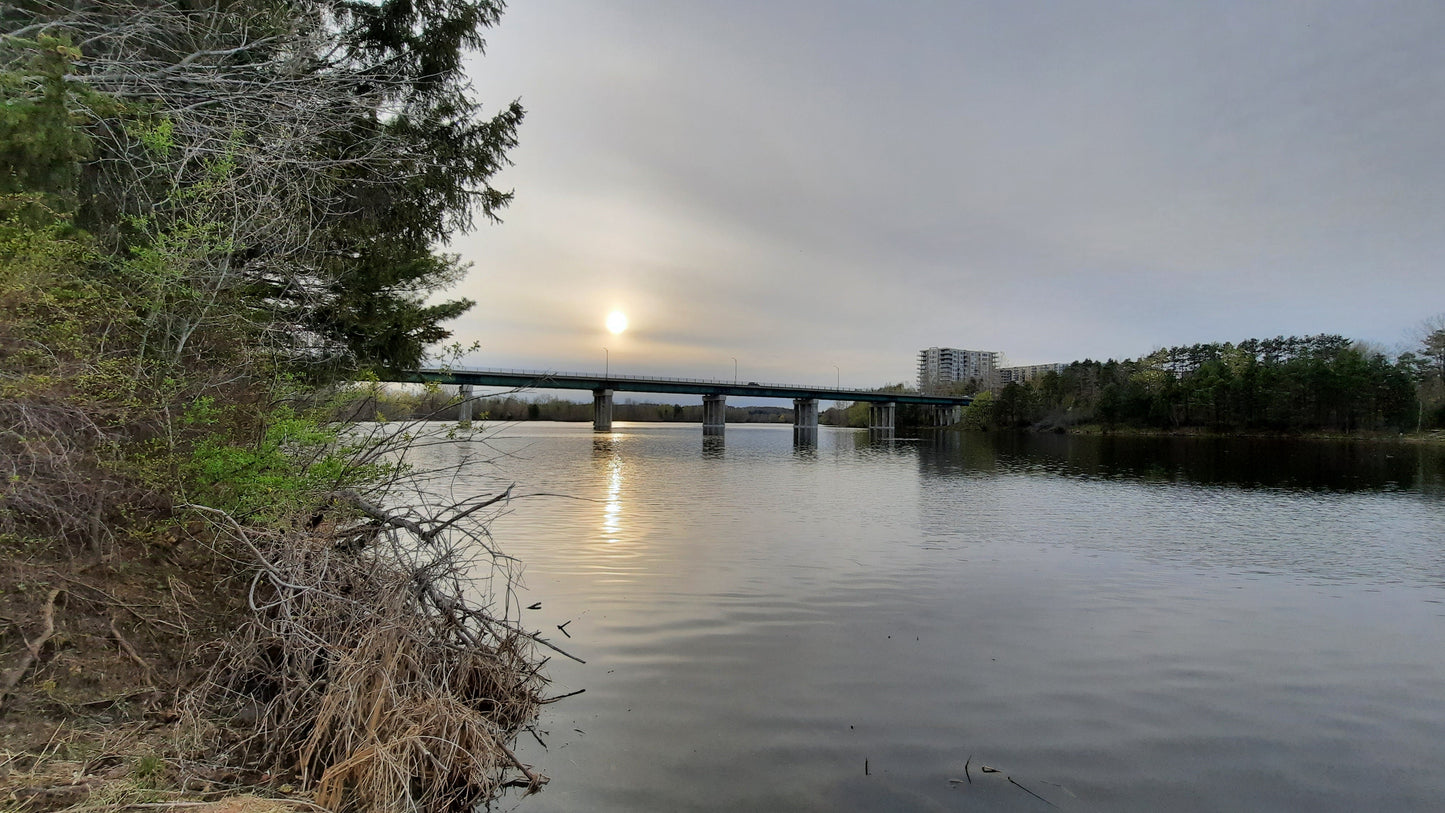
[606,310,629,335]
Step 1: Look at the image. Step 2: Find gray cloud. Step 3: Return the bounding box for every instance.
[450,0,1445,386]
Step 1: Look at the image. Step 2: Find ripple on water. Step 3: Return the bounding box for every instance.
[407,425,1445,812]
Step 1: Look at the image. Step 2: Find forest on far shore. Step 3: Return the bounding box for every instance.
[956,332,1444,434]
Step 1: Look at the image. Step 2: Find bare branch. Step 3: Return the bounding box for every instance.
[0,588,65,710]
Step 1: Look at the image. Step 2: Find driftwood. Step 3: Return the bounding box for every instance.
[0,587,64,711]
[109,615,161,687]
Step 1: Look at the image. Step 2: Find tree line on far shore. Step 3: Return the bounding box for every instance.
[961,332,1443,434]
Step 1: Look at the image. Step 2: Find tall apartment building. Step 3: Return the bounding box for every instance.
[917,347,999,393]
[997,362,1067,385]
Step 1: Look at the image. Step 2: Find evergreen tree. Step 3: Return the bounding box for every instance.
[293,0,525,373]
[3,0,522,375]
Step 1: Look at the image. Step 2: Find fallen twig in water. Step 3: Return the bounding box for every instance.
[955,760,1057,807]
[1009,775,1057,807]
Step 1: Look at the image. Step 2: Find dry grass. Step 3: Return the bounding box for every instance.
[1,398,560,812]
[182,498,550,812]
[2,510,555,812]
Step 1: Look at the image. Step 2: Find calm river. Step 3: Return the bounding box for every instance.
[416,423,1445,812]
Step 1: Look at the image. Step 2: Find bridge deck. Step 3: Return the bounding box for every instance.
[398,367,971,407]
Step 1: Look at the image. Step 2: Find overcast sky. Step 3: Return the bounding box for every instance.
[446,0,1445,389]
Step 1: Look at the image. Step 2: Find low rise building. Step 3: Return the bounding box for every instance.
[917,347,999,392]
[997,362,1067,385]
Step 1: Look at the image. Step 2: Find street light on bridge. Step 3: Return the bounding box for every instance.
[732,357,737,384]
[603,346,608,377]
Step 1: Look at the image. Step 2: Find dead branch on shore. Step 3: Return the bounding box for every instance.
[0,588,64,712]
[109,616,161,688]
[180,492,553,811]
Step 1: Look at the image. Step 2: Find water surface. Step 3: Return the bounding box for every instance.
[415,424,1445,812]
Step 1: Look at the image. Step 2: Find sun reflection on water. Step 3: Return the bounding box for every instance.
[592,435,627,546]
[585,432,653,585]
[602,452,623,539]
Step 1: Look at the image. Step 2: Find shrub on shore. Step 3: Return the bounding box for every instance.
[1,0,551,809]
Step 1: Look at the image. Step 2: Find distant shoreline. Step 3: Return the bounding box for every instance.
[988,424,1445,444]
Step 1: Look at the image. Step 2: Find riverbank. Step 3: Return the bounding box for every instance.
[1,450,552,812]
[1,526,269,809]
[1037,424,1445,444]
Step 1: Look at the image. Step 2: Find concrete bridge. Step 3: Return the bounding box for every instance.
[396,367,971,437]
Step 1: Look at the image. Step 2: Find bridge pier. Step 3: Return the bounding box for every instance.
[931,404,960,426]
[793,397,818,444]
[593,388,613,432]
[702,394,726,434]
[458,384,474,428]
[868,401,897,431]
